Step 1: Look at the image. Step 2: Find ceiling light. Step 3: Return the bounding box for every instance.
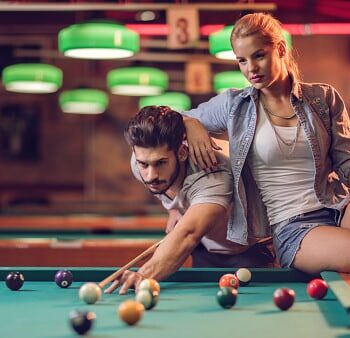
[209,26,292,60]
[139,92,191,112]
[2,63,62,93]
[107,67,168,96]
[59,89,109,114]
[214,71,249,93]
[58,21,139,60]
[209,25,235,60]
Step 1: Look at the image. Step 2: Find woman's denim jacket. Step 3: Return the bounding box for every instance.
[184,81,350,245]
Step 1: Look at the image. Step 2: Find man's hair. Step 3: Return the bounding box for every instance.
[124,105,185,151]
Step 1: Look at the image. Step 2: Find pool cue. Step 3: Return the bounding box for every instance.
[98,239,164,289]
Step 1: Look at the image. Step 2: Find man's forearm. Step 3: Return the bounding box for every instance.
[137,227,199,281]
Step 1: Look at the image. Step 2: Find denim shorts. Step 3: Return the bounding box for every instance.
[272,208,342,268]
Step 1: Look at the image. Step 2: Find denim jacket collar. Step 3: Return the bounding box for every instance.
[238,76,303,102]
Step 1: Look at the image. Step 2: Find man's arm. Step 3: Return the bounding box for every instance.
[165,208,182,234]
[106,202,227,294]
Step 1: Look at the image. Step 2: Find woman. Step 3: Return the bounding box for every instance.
[183,12,350,274]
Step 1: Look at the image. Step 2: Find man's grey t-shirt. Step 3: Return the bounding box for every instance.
[131,151,248,254]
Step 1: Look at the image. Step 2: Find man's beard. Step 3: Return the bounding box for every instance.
[142,156,180,195]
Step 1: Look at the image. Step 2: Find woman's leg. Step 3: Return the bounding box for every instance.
[292,225,350,274]
[340,203,350,230]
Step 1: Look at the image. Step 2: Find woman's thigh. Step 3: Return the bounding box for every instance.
[293,225,350,274]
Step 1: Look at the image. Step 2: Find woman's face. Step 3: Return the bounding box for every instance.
[232,33,285,90]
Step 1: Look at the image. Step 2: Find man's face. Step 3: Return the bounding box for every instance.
[134,144,181,195]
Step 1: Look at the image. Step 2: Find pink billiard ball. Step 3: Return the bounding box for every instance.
[307,278,328,300]
[273,288,295,311]
[219,274,240,289]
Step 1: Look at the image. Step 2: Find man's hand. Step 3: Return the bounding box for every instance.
[104,270,144,295]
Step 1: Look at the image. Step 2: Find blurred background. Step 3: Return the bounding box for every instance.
[1,0,350,216]
[1,0,350,266]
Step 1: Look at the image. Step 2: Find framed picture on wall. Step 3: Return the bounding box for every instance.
[0,102,40,161]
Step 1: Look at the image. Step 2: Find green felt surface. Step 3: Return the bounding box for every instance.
[0,268,349,338]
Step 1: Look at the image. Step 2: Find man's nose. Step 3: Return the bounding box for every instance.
[146,166,159,182]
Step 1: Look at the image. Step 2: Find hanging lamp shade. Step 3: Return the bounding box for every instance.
[209,25,235,60]
[2,63,62,93]
[59,89,109,114]
[282,30,292,50]
[139,92,191,112]
[58,21,140,60]
[209,26,292,60]
[214,71,250,93]
[107,67,168,96]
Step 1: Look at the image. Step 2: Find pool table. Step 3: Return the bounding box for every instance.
[0,268,349,338]
[0,214,184,267]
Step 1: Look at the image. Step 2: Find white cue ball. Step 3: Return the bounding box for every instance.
[79,282,102,304]
[235,268,252,286]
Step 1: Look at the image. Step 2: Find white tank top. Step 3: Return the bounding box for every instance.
[248,103,322,225]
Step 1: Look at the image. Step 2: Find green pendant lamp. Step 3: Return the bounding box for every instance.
[58,21,139,60]
[107,67,168,96]
[209,26,292,60]
[209,25,235,60]
[139,92,191,112]
[2,63,62,93]
[214,71,250,93]
[59,89,109,114]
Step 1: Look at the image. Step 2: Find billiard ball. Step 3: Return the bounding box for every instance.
[79,282,102,304]
[219,273,240,289]
[273,288,295,311]
[135,288,159,310]
[5,271,24,291]
[55,269,73,288]
[216,287,238,309]
[69,310,96,335]
[235,268,252,286]
[307,278,328,300]
[118,300,144,325]
[139,278,161,294]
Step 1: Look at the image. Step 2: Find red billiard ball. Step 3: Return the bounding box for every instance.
[307,278,328,300]
[273,288,295,311]
[219,273,240,289]
[5,271,24,291]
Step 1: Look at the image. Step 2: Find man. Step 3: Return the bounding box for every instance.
[105,105,273,294]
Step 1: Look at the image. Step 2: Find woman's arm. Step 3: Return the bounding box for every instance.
[182,91,232,169]
[328,85,350,186]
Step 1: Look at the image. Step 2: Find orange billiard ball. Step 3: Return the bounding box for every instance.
[118,300,144,326]
[219,273,240,289]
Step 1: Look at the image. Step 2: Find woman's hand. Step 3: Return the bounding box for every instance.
[184,117,221,169]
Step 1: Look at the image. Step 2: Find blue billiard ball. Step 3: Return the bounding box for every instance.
[5,271,24,291]
[69,310,96,335]
[55,269,73,288]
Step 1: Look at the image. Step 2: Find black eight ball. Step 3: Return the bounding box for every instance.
[5,271,24,291]
[69,310,96,335]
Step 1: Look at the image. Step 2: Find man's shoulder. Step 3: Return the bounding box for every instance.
[184,153,232,190]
